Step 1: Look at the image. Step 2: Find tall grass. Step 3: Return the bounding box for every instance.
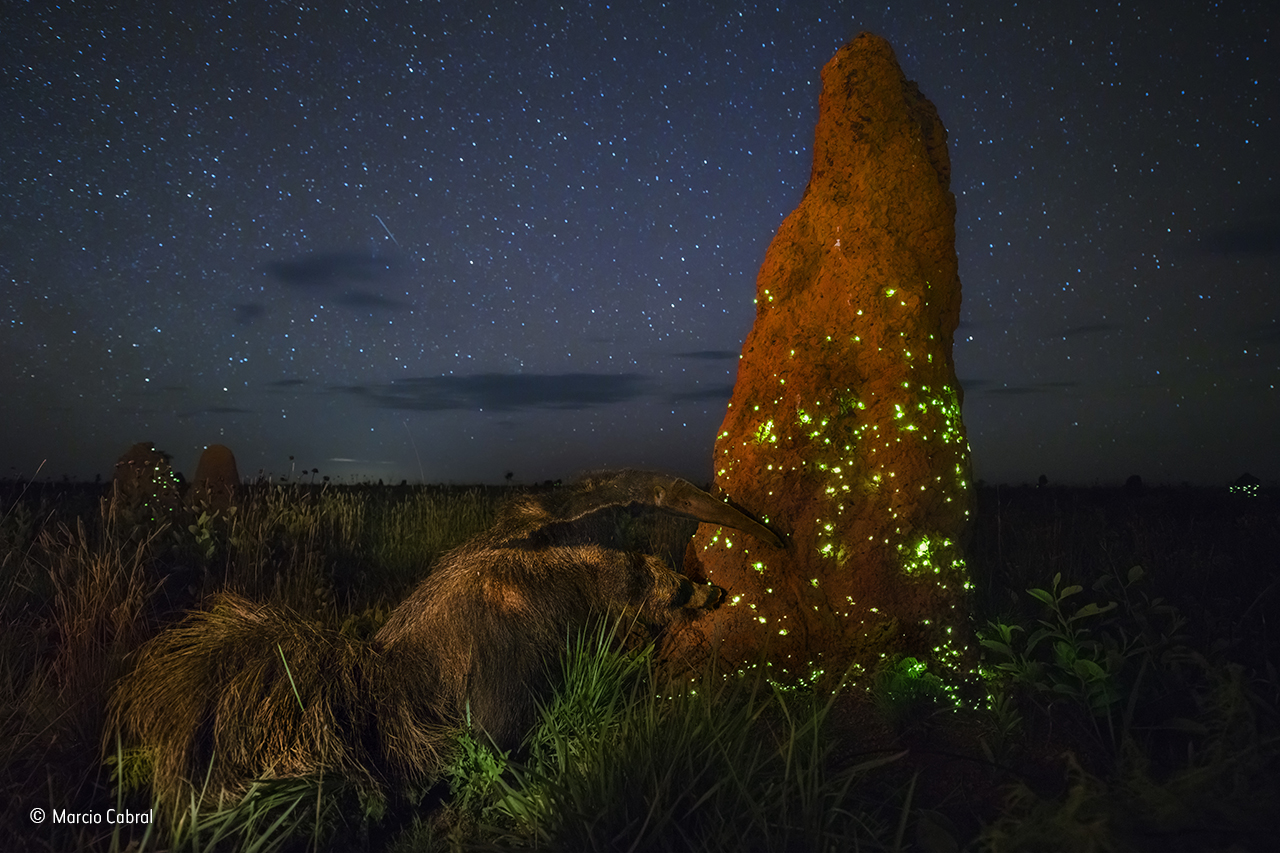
[0,481,504,851]
[1,494,164,851]
[435,621,906,852]
[189,483,500,614]
[1,480,1277,851]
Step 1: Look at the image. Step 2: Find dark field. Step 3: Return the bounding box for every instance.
[1,478,1277,851]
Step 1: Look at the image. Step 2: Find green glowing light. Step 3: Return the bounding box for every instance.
[754,419,779,445]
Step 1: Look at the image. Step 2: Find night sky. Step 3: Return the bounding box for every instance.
[3,2,1276,487]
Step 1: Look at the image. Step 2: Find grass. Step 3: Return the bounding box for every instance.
[1,478,1277,851]
[428,619,908,852]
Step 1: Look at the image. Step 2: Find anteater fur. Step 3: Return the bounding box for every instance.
[107,470,781,815]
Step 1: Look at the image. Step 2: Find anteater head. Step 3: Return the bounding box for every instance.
[648,475,784,549]
[542,469,782,548]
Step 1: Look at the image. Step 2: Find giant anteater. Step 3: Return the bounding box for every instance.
[107,470,781,814]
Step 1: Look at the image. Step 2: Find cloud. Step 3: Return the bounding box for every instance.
[232,302,265,324]
[1202,223,1280,255]
[262,252,415,314]
[265,251,399,289]
[268,378,308,388]
[1201,194,1280,255]
[669,383,735,402]
[178,406,256,418]
[344,372,651,412]
[672,350,739,361]
[984,386,1045,396]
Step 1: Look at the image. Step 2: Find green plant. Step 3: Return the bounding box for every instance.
[181,504,239,563]
[439,705,512,827]
[978,565,1184,750]
[872,655,953,732]
[980,681,1025,764]
[439,622,904,852]
[977,655,1280,852]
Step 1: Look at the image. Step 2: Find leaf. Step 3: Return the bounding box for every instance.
[979,638,1014,657]
[1028,587,1056,606]
[1024,627,1056,654]
[998,622,1024,640]
[1128,565,1145,584]
[1060,584,1083,599]
[1073,601,1117,620]
[1074,659,1108,681]
[1053,640,1076,665]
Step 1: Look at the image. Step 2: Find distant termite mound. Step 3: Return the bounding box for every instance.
[665,33,976,690]
[112,441,183,523]
[190,444,240,510]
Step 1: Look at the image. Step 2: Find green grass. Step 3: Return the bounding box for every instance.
[1,479,1277,851]
[429,620,907,852]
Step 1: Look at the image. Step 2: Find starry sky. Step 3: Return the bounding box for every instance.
[3,1,1276,487]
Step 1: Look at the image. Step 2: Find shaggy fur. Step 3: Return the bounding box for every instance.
[108,594,432,815]
[107,470,780,814]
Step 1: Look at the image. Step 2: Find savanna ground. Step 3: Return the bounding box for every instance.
[1,474,1277,851]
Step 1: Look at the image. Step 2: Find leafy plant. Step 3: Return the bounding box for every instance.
[182,504,239,563]
[978,655,1280,852]
[872,655,953,732]
[439,705,514,828]
[978,565,1185,750]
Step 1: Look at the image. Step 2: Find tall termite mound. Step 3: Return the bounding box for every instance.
[668,33,975,689]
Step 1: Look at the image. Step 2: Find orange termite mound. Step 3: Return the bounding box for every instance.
[666,34,976,689]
